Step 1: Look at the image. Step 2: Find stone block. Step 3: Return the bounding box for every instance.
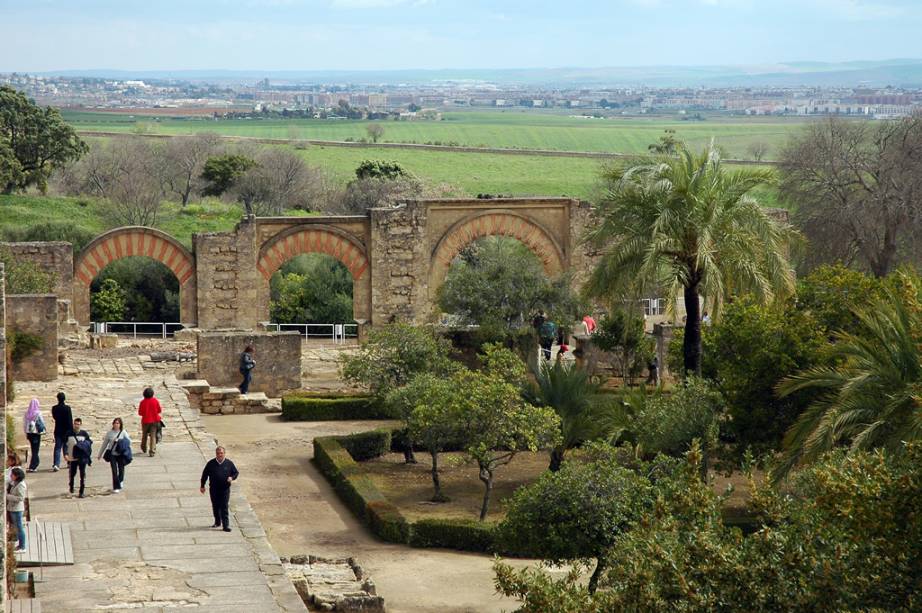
[179,380,211,394]
[90,333,119,349]
[7,294,58,381]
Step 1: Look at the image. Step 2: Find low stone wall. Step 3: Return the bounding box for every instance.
[6,294,58,382]
[196,331,301,397]
[181,381,272,415]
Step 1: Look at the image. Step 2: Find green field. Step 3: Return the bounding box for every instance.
[63,109,815,159]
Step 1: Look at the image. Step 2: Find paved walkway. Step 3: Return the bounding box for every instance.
[13,374,306,612]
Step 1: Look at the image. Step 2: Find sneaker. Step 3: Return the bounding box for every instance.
[78,493,85,498]
[222,527,232,532]
[52,465,60,472]
[27,468,36,473]
[211,522,221,528]
[14,547,26,553]
[113,488,122,493]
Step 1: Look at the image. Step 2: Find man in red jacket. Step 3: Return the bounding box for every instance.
[138,387,162,457]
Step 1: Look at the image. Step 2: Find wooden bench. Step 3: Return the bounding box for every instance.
[14,521,73,567]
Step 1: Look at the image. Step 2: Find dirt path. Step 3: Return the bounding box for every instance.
[204,414,532,613]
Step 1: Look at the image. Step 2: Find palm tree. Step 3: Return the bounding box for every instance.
[587,144,796,375]
[774,278,922,480]
[524,360,625,471]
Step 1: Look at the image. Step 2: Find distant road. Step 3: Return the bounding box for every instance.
[77,130,778,166]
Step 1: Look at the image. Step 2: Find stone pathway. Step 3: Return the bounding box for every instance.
[13,374,306,612]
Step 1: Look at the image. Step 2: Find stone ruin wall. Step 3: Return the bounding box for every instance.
[0,241,73,299]
[196,331,301,397]
[6,294,58,382]
[1,263,6,408]
[369,202,429,324]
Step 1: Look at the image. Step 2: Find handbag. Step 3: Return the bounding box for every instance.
[103,449,112,463]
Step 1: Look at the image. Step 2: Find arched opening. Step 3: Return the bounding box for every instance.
[257,225,372,336]
[268,253,356,338]
[90,256,181,333]
[437,235,572,334]
[73,227,197,327]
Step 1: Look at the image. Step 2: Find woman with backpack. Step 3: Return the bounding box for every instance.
[99,417,132,493]
[23,398,46,472]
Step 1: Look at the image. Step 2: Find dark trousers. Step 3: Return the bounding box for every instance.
[239,370,252,394]
[539,339,554,361]
[27,434,41,470]
[53,433,67,467]
[69,461,87,495]
[110,457,126,489]
[209,487,231,528]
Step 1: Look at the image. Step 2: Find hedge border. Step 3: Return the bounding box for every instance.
[312,428,498,552]
[282,393,391,421]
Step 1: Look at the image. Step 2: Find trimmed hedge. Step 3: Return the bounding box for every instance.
[313,434,408,543]
[282,393,391,421]
[410,518,496,552]
[313,428,500,553]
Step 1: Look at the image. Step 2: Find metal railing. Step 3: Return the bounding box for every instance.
[92,322,184,339]
[263,322,358,342]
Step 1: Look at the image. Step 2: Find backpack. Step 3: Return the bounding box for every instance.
[539,321,557,341]
[73,437,92,461]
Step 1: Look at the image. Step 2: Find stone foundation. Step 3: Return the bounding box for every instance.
[180,380,272,414]
[196,331,300,397]
[283,555,384,612]
[6,294,58,381]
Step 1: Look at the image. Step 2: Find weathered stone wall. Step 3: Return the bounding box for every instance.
[567,201,604,299]
[0,241,73,298]
[6,294,59,382]
[369,203,429,324]
[196,331,300,397]
[0,263,7,409]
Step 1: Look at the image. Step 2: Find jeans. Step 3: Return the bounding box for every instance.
[209,487,231,528]
[110,456,126,489]
[9,510,25,549]
[53,433,67,467]
[69,461,87,496]
[539,339,554,361]
[27,433,41,470]
[141,423,158,455]
[240,370,252,394]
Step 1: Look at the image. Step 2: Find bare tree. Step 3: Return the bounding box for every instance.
[158,133,221,206]
[229,148,329,216]
[779,115,922,276]
[366,123,385,144]
[63,137,163,226]
[747,140,769,162]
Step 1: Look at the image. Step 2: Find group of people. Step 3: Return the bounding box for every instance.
[7,386,243,548]
[532,312,597,362]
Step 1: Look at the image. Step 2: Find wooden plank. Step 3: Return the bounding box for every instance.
[10,598,41,612]
[16,522,74,566]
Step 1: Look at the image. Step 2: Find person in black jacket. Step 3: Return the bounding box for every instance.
[64,418,92,498]
[199,446,239,532]
[51,392,73,472]
[238,346,256,394]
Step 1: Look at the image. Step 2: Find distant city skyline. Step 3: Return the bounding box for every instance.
[1,0,921,73]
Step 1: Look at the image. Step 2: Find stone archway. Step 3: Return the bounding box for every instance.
[73,227,197,325]
[256,225,372,323]
[428,210,566,300]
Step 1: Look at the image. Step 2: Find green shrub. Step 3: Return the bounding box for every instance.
[8,330,43,364]
[410,518,496,552]
[336,429,392,461]
[367,501,411,543]
[312,433,410,543]
[281,394,388,421]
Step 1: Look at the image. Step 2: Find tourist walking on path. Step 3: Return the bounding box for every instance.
[51,392,73,472]
[24,398,46,472]
[138,387,162,457]
[239,346,256,394]
[539,318,558,361]
[7,467,28,552]
[64,418,92,498]
[99,418,132,493]
[200,446,239,532]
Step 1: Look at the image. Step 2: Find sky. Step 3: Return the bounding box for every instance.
[1,0,921,72]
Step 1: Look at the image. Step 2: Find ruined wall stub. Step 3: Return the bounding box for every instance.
[0,241,73,298]
[6,294,58,382]
[196,331,301,396]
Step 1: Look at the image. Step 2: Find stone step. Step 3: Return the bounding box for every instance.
[179,380,211,394]
[239,392,268,403]
[203,387,241,400]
